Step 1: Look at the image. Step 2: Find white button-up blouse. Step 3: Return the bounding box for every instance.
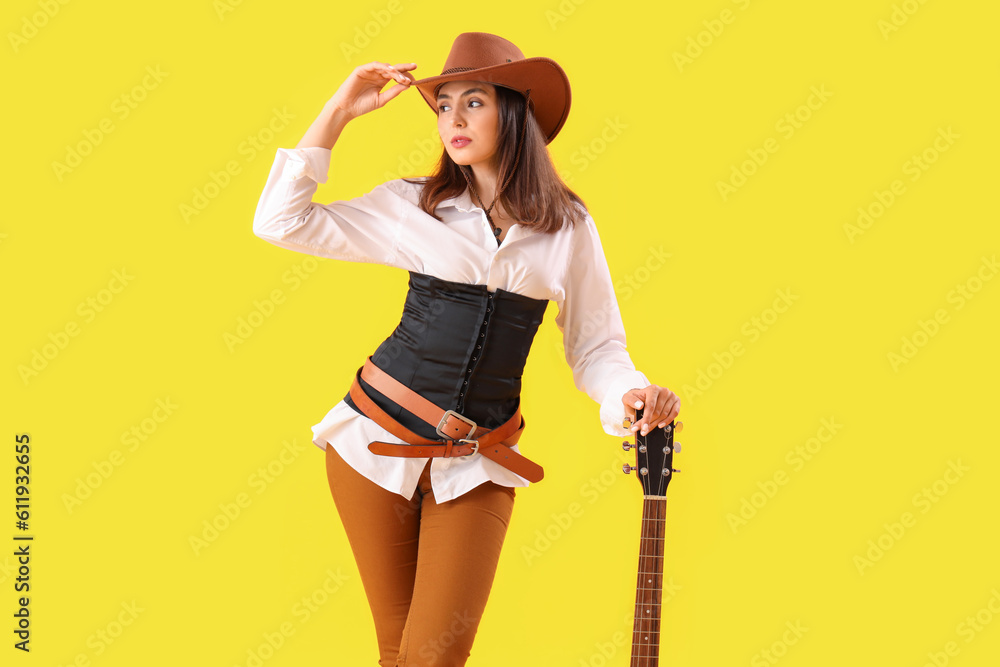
[252,146,650,503]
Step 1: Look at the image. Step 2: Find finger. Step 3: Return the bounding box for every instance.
[361,62,410,87]
[379,63,411,86]
[657,394,680,427]
[622,390,643,426]
[380,81,410,104]
[637,387,661,435]
[652,392,674,428]
[642,390,677,432]
[658,391,681,427]
[629,399,644,431]
[357,61,392,76]
[390,62,419,72]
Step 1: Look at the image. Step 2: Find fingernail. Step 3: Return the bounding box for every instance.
[659,422,666,428]
[634,400,643,408]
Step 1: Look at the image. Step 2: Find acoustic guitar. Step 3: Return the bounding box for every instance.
[621,411,681,667]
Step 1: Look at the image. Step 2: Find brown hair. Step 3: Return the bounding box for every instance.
[404,84,585,234]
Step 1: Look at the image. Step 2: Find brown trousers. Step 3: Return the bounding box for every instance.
[325,445,515,666]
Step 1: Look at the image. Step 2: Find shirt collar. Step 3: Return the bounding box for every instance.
[439,186,477,213]
[439,185,541,242]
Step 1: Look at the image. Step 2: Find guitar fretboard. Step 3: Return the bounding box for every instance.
[631,496,666,667]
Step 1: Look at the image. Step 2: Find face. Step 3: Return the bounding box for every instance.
[436,80,500,173]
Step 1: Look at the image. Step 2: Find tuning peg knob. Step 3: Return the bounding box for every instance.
[622,417,632,429]
[622,440,634,451]
[674,421,684,433]
[623,463,636,474]
[671,468,681,474]
[672,442,682,453]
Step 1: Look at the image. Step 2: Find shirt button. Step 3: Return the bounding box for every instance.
[463,381,468,385]
[480,333,485,338]
[476,345,481,349]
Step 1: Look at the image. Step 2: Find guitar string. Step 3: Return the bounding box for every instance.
[636,414,651,649]
[633,413,671,655]
[645,449,668,651]
[635,418,652,650]
[647,423,668,646]
[634,500,664,649]
[632,411,645,649]
[638,508,663,610]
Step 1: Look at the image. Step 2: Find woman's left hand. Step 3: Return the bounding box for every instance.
[621,385,680,436]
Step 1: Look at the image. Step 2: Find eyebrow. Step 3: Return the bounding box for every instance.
[437,87,489,101]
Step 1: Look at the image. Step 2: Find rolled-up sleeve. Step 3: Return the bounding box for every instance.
[252,146,409,267]
[555,213,650,438]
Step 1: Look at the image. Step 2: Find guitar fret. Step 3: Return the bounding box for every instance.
[629,415,676,667]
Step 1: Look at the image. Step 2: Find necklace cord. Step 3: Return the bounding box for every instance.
[460,88,532,242]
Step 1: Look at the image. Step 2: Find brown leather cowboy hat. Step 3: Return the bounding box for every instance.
[412,32,572,144]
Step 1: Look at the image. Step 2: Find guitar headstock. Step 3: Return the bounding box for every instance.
[622,410,682,498]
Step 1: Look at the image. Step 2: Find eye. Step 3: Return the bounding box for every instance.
[437,103,451,112]
[468,99,483,108]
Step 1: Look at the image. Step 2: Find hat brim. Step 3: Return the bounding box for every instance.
[412,57,571,144]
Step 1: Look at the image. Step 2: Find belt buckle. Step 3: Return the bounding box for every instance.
[436,409,477,441]
[458,438,480,456]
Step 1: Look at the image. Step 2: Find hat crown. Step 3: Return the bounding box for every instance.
[412,32,572,144]
[439,32,525,76]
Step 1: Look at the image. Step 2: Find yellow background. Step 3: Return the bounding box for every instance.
[3,0,999,665]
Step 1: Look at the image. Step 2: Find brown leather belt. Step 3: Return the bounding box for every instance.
[348,356,544,483]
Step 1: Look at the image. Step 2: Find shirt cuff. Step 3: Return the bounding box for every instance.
[598,370,651,438]
[278,146,332,184]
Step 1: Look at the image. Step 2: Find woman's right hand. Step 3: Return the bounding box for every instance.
[328,61,418,120]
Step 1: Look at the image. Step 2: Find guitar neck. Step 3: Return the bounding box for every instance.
[631,496,666,667]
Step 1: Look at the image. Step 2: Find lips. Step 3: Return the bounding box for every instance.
[451,135,471,147]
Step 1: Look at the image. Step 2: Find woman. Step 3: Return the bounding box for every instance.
[252,32,679,667]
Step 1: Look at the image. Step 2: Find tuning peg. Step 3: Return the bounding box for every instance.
[622,463,636,474]
[674,421,684,433]
[622,440,634,451]
[672,442,682,453]
[622,417,632,429]
[671,468,681,474]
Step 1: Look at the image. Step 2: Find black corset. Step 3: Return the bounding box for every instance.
[343,272,549,441]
